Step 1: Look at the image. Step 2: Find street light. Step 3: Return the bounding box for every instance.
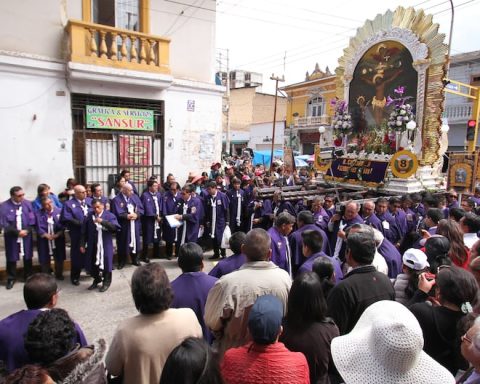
[318,125,326,148]
[441,117,450,133]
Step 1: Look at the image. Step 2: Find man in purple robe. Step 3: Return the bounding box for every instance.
[120,169,139,195]
[140,179,163,262]
[82,199,120,292]
[401,195,418,234]
[267,212,296,277]
[245,188,270,231]
[162,182,181,260]
[289,211,330,275]
[0,273,87,373]
[35,196,66,279]
[60,185,91,285]
[375,197,401,246]
[389,197,408,244]
[227,178,245,234]
[269,191,296,222]
[445,189,460,218]
[311,196,329,231]
[328,201,364,263]
[171,242,218,342]
[204,181,230,260]
[174,183,203,256]
[410,193,426,220]
[0,186,36,289]
[372,228,403,278]
[90,183,110,210]
[323,195,336,219]
[209,232,247,279]
[296,230,343,281]
[111,183,144,269]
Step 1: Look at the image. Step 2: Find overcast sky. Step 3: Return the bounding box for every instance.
[215,0,480,93]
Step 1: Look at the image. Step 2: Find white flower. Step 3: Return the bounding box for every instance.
[342,122,348,129]
[396,121,403,127]
[400,110,406,115]
[403,116,410,121]
[397,116,403,121]
[400,105,406,109]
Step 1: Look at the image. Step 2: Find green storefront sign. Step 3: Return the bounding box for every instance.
[86,105,154,131]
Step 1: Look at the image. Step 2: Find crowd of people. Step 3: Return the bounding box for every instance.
[2,156,480,383]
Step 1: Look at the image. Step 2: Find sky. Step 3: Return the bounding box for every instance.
[215,0,480,94]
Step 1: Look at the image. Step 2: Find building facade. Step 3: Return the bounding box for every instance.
[282,64,336,154]
[444,51,480,151]
[0,0,224,200]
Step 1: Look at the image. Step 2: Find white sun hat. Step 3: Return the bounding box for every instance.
[331,300,455,384]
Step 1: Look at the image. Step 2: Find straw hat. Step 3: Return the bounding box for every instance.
[331,301,455,384]
[191,175,204,184]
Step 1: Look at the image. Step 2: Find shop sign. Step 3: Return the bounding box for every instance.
[86,105,154,131]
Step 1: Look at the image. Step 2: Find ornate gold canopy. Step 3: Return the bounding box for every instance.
[335,7,448,165]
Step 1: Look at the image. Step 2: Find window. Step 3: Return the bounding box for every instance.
[472,75,480,87]
[92,0,139,31]
[307,97,325,117]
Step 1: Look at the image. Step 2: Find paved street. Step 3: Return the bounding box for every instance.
[0,252,222,347]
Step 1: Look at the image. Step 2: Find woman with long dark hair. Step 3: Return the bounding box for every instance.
[437,219,471,269]
[424,235,453,274]
[280,272,339,384]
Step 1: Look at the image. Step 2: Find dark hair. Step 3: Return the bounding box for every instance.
[437,219,469,266]
[182,183,195,194]
[399,231,422,256]
[229,232,246,255]
[160,337,223,384]
[347,231,375,265]
[389,196,401,205]
[131,263,173,314]
[423,195,439,208]
[24,308,76,365]
[9,186,22,197]
[449,207,466,222]
[206,181,217,189]
[120,169,130,177]
[426,208,443,224]
[231,177,241,185]
[90,183,101,194]
[274,212,296,227]
[4,365,52,384]
[115,176,126,186]
[91,198,104,207]
[297,210,314,225]
[301,230,323,254]
[411,193,422,203]
[65,178,77,188]
[462,213,480,233]
[312,256,335,299]
[243,228,271,262]
[147,179,158,188]
[401,195,413,204]
[178,243,204,272]
[436,266,479,308]
[376,197,388,205]
[40,196,51,206]
[24,273,57,310]
[424,236,452,274]
[285,272,328,329]
[463,198,476,209]
[36,184,49,196]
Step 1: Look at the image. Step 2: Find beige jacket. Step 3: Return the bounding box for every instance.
[204,261,292,357]
[105,308,202,384]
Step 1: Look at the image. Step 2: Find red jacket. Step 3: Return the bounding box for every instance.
[221,342,310,384]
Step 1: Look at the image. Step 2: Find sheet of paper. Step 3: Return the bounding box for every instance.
[166,214,183,228]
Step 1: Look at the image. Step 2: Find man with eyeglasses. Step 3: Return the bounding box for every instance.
[459,319,480,383]
[0,186,35,289]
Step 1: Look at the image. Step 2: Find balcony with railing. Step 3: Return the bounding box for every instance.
[444,102,473,123]
[66,20,170,74]
[293,115,331,128]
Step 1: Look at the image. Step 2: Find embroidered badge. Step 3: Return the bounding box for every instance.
[192,206,197,214]
[72,204,76,208]
[277,241,282,250]
[120,203,124,207]
[217,200,222,205]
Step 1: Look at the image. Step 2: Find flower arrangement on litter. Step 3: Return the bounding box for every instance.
[386,86,415,133]
[330,99,352,140]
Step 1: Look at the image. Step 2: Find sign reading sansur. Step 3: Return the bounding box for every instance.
[86,105,154,131]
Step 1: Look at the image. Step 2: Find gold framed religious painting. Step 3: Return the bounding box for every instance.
[448,152,477,193]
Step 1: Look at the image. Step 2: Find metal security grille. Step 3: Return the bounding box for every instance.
[71,94,164,195]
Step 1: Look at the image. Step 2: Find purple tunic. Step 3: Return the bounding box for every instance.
[60,198,91,271]
[377,237,403,278]
[246,199,269,231]
[391,209,408,239]
[111,193,144,256]
[170,272,218,342]
[404,207,417,233]
[376,212,401,245]
[177,196,203,244]
[272,200,296,218]
[364,213,384,234]
[328,215,364,261]
[227,188,245,231]
[0,309,87,373]
[140,191,163,245]
[162,191,181,243]
[204,191,230,241]
[289,224,330,272]
[0,199,35,262]
[35,207,66,265]
[83,210,120,273]
[208,253,246,279]
[313,208,329,231]
[296,251,344,282]
[268,226,290,274]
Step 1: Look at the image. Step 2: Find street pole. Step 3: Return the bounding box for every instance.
[225,49,231,155]
[270,74,284,172]
[446,0,455,79]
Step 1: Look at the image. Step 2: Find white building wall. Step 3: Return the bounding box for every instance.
[0,56,73,201]
[249,121,284,151]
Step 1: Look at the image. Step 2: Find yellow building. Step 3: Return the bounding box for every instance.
[282,64,336,154]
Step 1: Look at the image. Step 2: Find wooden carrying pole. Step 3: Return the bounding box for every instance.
[270,74,284,172]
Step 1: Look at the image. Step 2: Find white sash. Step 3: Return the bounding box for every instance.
[127,203,136,253]
[236,192,241,226]
[80,201,89,216]
[181,202,188,245]
[273,206,279,217]
[210,196,217,239]
[47,214,56,256]
[16,207,24,257]
[94,213,105,270]
[284,236,292,278]
[333,220,347,259]
[153,194,160,240]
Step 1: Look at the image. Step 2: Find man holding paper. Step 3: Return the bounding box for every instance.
[174,184,203,257]
[205,181,230,260]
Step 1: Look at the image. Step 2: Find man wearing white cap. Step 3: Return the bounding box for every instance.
[331,300,455,383]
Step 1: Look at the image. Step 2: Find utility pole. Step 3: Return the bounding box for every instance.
[270,74,284,172]
[226,49,231,155]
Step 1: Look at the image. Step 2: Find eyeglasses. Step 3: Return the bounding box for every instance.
[14,194,25,198]
[462,333,473,344]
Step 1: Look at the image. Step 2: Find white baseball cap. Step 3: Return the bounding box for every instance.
[402,248,429,270]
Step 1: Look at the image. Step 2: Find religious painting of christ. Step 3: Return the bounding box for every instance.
[348,41,418,133]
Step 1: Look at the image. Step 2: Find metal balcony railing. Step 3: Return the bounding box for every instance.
[66,20,170,74]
